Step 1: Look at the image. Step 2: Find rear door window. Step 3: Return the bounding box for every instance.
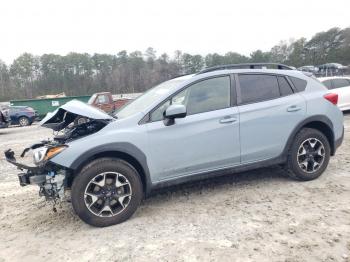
[238,74,280,104]
[332,79,350,89]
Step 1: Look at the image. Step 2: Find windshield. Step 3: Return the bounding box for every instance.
[115,77,188,119]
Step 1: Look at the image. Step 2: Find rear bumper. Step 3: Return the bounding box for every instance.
[334,126,344,153]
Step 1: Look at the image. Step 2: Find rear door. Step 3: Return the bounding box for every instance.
[237,74,306,163]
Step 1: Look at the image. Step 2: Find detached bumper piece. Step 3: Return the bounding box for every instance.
[5,149,40,173]
[4,149,68,201]
[18,173,30,186]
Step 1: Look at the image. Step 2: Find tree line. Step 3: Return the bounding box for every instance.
[0,27,349,101]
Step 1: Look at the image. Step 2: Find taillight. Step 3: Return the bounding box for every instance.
[324,93,338,105]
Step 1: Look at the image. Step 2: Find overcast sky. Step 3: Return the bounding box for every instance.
[0,0,349,64]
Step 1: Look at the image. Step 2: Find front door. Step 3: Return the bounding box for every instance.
[145,75,241,182]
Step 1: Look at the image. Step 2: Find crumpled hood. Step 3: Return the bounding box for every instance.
[40,100,114,131]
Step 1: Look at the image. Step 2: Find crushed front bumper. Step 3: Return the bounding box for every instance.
[4,149,69,201]
[5,149,41,174]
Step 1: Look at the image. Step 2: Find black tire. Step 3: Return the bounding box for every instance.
[19,116,30,126]
[71,158,143,227]
[286,128,330,181]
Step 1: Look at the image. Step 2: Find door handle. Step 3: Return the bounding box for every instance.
[219,116,237,124]
[287,105,301,112]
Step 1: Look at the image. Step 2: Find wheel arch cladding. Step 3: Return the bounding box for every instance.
[68,143,152,195]
[285,115,335,156]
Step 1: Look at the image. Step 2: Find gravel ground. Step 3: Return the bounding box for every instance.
[0,116,350,262]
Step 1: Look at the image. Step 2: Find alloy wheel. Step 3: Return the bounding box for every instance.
[297,138,325,173]
[19,117,29,126]
[84,172,132,217]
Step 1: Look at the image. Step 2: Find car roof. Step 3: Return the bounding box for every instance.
[195,68,310,80]
[170,74,194,81]
[172,63,307,81]
[172,68,310,84]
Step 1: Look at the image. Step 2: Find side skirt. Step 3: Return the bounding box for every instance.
[148,155,286,194]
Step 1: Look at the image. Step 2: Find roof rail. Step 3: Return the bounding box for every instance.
[197,63,294,75]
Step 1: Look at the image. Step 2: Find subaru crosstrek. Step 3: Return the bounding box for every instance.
[5,63,344,227]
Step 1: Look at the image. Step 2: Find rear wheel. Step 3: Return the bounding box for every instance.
[71,158,143,227]
[19,116,30,126]
[286,128,330,181]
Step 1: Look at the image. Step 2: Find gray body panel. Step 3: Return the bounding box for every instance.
[50,68,344,193]
[238,93,307,163]
[145,106,240,182]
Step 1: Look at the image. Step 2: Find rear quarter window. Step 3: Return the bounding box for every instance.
[289,76,307,92]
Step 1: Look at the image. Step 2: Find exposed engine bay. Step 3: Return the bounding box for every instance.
[4,100,114,206]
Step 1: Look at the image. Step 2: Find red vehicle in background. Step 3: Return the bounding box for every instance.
[87,92,134,113]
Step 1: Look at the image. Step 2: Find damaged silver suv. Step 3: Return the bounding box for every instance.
[5,63,344,227]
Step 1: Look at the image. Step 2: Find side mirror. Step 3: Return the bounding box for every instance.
[163,104,187,126]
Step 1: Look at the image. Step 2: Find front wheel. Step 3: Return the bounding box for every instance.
[286,128,330,181]
[71,158,143,227]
